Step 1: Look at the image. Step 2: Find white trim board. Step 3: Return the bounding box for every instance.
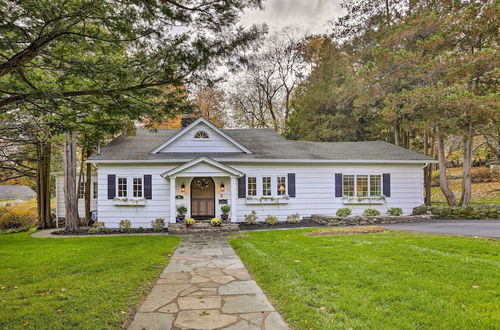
[160,156,244,178]
[87,159,437,164]
[150,118,252,154]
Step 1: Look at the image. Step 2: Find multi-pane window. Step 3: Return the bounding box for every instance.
[93,182,98,199]
[117,177,127,197]
[262,177,271,196]
[78,181,85,199]
[247,177,257,196]
[343,174,382,198]
[194,130,209,139]
[343,175,355,197]
[370,175,381,196]
[277,176,286,196]
[133,177,143,197]
[356,175,369,197]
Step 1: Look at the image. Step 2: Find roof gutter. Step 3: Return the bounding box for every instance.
[86,158,438,164]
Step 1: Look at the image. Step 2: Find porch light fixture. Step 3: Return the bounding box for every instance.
[220,182,225,192]
[181,183,185,193]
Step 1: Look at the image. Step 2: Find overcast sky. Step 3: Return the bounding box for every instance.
[241,0,345,34]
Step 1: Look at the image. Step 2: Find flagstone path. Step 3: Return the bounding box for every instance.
[128,233,289,330]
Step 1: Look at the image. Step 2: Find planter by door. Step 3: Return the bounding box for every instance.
[191,177,215,220]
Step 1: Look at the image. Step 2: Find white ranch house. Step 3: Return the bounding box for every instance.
[54,118,437,228]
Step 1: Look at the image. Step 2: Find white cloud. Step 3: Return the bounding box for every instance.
[241,0,345,34]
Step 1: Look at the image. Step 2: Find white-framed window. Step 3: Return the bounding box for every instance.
[246,175,287,198]
[277,176,286,196]
[194,130,209,139]
[117,177,127,197]
[247,176,257,196]
[93,182,98,199]
[133,177,143,197]
[78,181,85,199]
[343,174,382,198]
[262,177,271,196]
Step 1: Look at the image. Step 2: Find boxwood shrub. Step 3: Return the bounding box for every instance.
[412,205,499,219]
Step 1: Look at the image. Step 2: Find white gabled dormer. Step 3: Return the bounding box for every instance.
[151,117,252,154]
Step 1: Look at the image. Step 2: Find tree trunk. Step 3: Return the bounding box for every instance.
[36,141,53,228]
[437,133,456,206]
[459,133,473,206]
[85,149,92,224]
[394,124,400,146]
[423,131,432,206]
[77,150,84,223]
[64,132,79,231]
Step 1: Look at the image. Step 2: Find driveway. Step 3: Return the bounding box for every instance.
[384,220,500,238]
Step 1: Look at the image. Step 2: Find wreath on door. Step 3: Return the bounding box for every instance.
[195,178,211,190]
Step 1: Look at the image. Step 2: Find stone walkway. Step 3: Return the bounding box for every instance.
[128,233,288,330]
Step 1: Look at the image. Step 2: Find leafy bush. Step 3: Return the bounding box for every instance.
[336,208,352,217]
[88,227,99,234]
[221,205,231,214]
[119,219,132,232]
[264,215,278,225]
[244,211,258,225]
[0,200,38,232]
[176,205,187,215]
[387,207,403,216]
[363,208,381,216]
[412,205,429,215]
[137,227,145,233]
[210,218,222,226]
[471,167,500,183]
[102,228,113,234]
[151,218,165,231]
[93,221,105,228]
[286,213,301,223]
[429,205,499,219]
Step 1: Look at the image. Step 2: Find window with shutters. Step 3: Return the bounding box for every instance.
[117,177,127,197]
[247,177,257,196]
[343,174,382,198]
[133,177,143,197]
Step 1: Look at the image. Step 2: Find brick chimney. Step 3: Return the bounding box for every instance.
[181,114,196,128]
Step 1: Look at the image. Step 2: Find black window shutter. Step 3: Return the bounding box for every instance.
[287,173,296,197]
[107,174,116,199]
[144,175,152,199]
[335,173,343,197]
[238,175,246,198]
[383,173,391,197]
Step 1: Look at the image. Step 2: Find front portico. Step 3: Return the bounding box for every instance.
[161,156,243,222]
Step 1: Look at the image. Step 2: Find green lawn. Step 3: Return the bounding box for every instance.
[0,231,179,329]
[230,229,500,329]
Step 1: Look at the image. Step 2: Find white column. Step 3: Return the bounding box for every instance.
[170,176,176,223]
[230,176,238,222]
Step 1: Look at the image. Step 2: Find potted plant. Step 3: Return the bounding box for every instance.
[176,205,187,222]
[210,217,222,226]
[185,218,195,228]
[220,205,231,221]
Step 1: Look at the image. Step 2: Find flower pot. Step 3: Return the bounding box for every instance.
[176,215,185,222]
[186,224,193,228]
[221,214,229,221]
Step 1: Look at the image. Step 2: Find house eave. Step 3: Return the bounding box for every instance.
[87,158,437,164]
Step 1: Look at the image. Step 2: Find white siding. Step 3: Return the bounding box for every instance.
[55,173,98,219]
[158,122,243,153]
[78,161,425,227]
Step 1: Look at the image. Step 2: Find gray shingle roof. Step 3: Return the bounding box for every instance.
[0,185,36,201]
[88,128,435,162]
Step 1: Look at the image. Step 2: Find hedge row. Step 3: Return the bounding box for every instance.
[413,205,499,219]
[0,199,38,233]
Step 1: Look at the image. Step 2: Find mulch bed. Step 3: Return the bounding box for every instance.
[52,228,168,236]
[307,226,390,236]
[238,218,327,231]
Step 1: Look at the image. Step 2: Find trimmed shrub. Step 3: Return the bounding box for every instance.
[221,205,231,214]
[429,205,499,219]
[336,208,352,217]
[0,200,38,232]
[151,218,165,231]
[93,221,105,228]
[244,211,258,225]
[176,205,187,215]
[88,227,99,234]
[363,208,381,216]
[264,215,278,225]
[137,227,145,233]
[387,207,403,216]
[286,213,301,223]
[412,205,429,215]
[119,219,132,232]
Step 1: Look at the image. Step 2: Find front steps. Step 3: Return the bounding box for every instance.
[169,222,239,234]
